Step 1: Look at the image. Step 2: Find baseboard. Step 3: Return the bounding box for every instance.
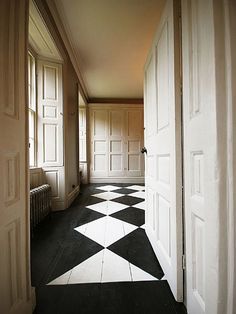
[51,200,67,211]
[50,185,80,211]
[67,185,80,207]
[89,177,145,184]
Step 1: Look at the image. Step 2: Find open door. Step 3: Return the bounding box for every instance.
[182,1,221,313]
[0,1,33,313]
[144,0,183,301]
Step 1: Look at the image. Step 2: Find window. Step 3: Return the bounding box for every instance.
[28,52,36,167]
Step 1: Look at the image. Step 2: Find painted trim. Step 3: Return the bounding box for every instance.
[51,200,67,211]
[90,178,144,184]
[67,185,80,208]
[89,98,143,104]
[223,1,236,313]
[89,103,144,109]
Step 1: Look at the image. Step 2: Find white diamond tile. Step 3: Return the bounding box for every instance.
[104,218,124,247]
[123,222,137,236]
[127,185,145,191]
[86,201,109,215]
[130,263,158,281]
[92,191,122,201]
[139,224,145,229]
[74,216,137,247]
[74,217,106,246]
[76,223,87,234]
[133,201,146,210]
[47,270,72,285]
[69,250,104,284]
[96,185,120,191]
[129,191,145,199]
[47,248,158,285]
[86,200,128,215]
[101,250,131,283]
[106,218,137,247]
[107,201,129,215]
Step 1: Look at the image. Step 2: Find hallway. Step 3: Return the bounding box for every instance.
[32,184,186,314]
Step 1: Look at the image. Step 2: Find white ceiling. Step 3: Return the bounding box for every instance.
[52,0,166,100]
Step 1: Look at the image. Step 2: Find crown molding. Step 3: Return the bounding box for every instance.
[45,0,88,100]
[88,98,143,104]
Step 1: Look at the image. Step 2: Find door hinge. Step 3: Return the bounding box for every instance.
[182,255,186,270]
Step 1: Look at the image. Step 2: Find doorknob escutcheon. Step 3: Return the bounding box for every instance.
[141,147,147,154]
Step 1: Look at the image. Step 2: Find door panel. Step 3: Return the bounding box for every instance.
[0,1,32,313]
[37,60,63,167]
[79,108,87,162]
[144,0,182,301]
[126,110,143,177]
[91,109,108,177]
[182,0,217,312]
[108,110,124,177]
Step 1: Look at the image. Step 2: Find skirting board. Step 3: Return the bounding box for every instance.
[89,177,145,184]
[67,185,80,208]
[51,186,80,211]
[51,200,67,211]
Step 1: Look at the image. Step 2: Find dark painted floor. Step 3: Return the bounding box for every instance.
[31,184,186,314]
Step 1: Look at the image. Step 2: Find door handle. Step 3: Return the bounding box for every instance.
[141,147,147,154]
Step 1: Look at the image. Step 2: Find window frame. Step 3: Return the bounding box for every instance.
[28,51,37,168]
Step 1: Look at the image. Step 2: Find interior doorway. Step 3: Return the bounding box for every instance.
[78,92,88,184]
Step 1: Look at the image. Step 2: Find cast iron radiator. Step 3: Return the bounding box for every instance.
[30,184,51,231]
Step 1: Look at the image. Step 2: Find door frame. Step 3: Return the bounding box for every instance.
[212,1,236,313]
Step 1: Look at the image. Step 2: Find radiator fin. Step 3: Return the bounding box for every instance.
[30,184,51,232]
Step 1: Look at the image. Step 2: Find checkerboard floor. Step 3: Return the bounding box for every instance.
[32,184,186,314]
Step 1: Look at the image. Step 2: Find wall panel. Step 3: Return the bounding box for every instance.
[89,105,144,182]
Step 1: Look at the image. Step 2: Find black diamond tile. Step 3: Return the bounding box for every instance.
[110,207,144,226]
[74,207,105,227]
[113,188,136,195]
[86,195,106,206]
[113,195,142,206]
[108,228,164,279]
[46,231,104,284]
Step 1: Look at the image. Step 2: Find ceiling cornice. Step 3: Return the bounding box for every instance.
[45,0,88,101]
[88,98,143,105]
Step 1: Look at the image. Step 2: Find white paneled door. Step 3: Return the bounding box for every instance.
[0,1,32,313]
[182,1,218,313]
[144,0,183,301]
